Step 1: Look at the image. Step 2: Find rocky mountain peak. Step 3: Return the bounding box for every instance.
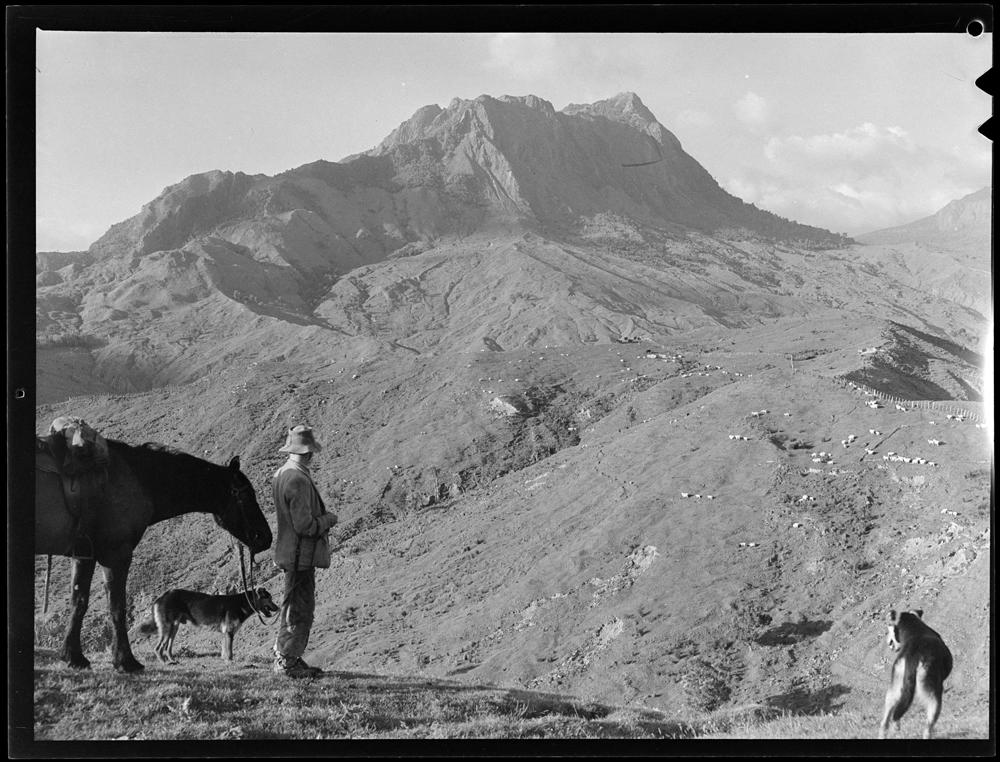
[931,186,991,232]
[563,91,657,127]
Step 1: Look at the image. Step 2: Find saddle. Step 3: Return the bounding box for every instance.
[36,416,110,559]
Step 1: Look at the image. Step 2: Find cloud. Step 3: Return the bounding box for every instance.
[726,123,991,235]
[485,33,563,81]
[676,109,713,130]
[734,91,768,127]
[36,216,107,252]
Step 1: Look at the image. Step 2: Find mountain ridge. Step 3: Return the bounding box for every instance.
[35,92,987,398]
[857,186,991,247]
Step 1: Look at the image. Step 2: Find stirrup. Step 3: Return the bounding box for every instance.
[71,536,94,560]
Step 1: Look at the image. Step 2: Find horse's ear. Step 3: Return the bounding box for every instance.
[229,456,241,471]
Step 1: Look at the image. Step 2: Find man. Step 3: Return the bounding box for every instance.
[271,425,337,678]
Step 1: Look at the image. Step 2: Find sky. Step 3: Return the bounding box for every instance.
[35,31,991,251]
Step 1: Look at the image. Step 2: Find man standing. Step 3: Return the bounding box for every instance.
[272,425,337,678]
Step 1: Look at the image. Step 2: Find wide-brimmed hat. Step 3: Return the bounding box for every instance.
[279,425,322,454]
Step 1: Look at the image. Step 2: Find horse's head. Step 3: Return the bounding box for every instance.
[214,456,273,553]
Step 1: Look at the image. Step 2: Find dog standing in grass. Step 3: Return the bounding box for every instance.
[139,587,280,664]
[879,609,953,739]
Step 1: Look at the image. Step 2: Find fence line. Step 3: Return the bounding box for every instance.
[835,377,985,424]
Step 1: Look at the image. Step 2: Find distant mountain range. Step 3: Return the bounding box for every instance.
[857,186,991,250]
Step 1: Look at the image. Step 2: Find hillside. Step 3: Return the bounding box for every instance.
[854,187,992,318]
[33,321,990,733]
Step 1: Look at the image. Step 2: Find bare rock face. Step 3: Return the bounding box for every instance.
[367,92,848,244]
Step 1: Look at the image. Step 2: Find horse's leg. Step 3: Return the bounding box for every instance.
[61,558,96,669]
[100,560,144,673]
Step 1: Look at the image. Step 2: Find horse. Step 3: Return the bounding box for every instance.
[35,438,273,673]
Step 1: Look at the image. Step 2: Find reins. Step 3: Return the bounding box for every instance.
[228,481,278,626]
[238,542,278,626]
[43,555,52,615]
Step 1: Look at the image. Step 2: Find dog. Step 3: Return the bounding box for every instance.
[879,609,953,739]
[139,587,280,664]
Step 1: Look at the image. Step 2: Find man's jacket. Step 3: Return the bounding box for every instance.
[272,461,336,570]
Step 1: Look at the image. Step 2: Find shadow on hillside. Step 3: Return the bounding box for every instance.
[754,619,832,646]
[330,670,612,715]
[764,683,851,716]
[893,321,982,366]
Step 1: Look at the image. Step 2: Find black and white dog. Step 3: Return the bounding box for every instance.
[139,587,280,664]
[879,609,953,739]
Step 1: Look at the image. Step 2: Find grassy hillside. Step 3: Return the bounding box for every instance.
[30,313,991,741]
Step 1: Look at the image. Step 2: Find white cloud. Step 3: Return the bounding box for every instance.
[734,91,768,127]
[727,122,991,235]
[676,109,713,130]
[485,33,562,81]
[36,216,107,252]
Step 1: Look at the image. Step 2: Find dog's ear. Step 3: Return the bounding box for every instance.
[229,456,241,471]
[887,609,898,622]
[913,609,923,619]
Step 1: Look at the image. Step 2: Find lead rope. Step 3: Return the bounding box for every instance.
[43,555,52,615]
[239,543,277,626]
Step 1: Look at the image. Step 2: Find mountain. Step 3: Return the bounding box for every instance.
[37,93,989,401]
[361,93,848,244]
[853,187,992,319]
[857,187,991,249]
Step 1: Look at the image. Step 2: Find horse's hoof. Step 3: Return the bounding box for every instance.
[116,659,145,674]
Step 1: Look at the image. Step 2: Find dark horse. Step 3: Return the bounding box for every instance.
[35,438,273,673]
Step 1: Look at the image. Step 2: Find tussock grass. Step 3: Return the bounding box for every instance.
[30,651,990,742]
[694,705,988,741]
[31,651,691,741]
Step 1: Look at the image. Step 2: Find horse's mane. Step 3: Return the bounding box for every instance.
[106,439,238,510]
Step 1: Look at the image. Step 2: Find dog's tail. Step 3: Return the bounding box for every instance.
[137,619,157,635]
[891,655,918,722]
